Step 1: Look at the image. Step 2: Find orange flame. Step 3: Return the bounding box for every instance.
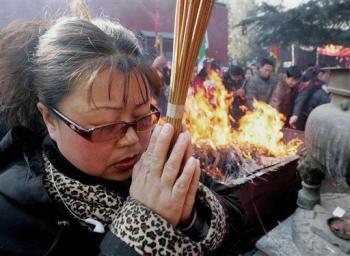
[185,70,235,150]
[185,71,302,158]
[235,100,302,157]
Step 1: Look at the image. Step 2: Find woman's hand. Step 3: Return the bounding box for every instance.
[130,123,201,227]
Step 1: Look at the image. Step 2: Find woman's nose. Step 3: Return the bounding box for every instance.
[117,126,139,146]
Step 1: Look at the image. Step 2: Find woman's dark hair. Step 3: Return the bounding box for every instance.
[35,17,151,107]
[0,21,49,133]
[0,16,159,133]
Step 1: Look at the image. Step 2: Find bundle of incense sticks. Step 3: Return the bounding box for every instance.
[166,0,215,139]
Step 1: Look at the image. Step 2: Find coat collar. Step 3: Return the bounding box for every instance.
[0,126,52,209]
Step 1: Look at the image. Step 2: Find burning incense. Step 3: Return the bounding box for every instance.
[166,0,215,139]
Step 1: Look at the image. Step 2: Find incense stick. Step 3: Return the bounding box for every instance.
[166,0,214,139]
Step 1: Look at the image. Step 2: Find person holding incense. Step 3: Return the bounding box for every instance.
[0,11,244,256]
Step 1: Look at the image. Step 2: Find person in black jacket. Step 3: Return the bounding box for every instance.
[222,65,246,126]
[269,66,302,126]
[289,67,331,130]
[0,9,244,256]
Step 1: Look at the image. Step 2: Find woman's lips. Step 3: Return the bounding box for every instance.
[112,155,139,170]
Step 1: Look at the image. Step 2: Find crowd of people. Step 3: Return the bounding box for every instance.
[153,56,331,131]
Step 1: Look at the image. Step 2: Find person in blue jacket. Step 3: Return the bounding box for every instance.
[0,13,244,256]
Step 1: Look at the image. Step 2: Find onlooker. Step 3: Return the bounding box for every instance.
[250,64,258,76]
[188,65,199,97]
[244,67,253,81]
[152,55,169,116]
[193,58,212,93]
[210,61,222,76]
[223,65,244,92]
[245,58,279,109]
[193,58,221,99]
[300,65,319,83]
[222,65,246,124]
[290,67,331,130]
[269,66,302,126]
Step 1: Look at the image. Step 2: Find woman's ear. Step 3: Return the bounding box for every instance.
[37,102,58,141]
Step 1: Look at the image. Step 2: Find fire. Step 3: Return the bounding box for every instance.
[235,100,302,157]
[185,71,302,159]
[185,70,235,150]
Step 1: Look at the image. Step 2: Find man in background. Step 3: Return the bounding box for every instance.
[269,66,302,127]
[222,65,246,125]
[245,58,279,109]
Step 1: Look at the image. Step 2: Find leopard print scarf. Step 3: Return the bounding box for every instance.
[42,152,227,255]
[42,153,125,230]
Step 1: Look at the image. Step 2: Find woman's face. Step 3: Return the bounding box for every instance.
[45,70,152,181]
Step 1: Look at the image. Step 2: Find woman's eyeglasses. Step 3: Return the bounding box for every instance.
[48,104,160,143]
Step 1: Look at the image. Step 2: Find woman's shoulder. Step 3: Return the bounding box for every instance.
[0,126,48,209]
[0,126,42,150]
[0,127,63,255]
[0,126,43,171]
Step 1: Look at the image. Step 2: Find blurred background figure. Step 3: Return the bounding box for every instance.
[223,65,246,126]
[244,67,253,81]
[193,58,212,94]
[269,66,302,127]
[193,58,221,95]
[290,66,331,130]
[188,64,199,97]
[245,58,279,109]
[152,55,170,116]
[250,64,258,76]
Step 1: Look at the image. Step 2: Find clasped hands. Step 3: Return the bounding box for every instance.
[130,124,201,227]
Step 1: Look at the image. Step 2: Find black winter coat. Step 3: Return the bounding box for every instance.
[0,127,136,256]
[222,74,247,124]
[293,80,330,130]
[0,127,245,255]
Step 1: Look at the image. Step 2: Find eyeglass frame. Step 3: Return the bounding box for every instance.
[46,104,160,142]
